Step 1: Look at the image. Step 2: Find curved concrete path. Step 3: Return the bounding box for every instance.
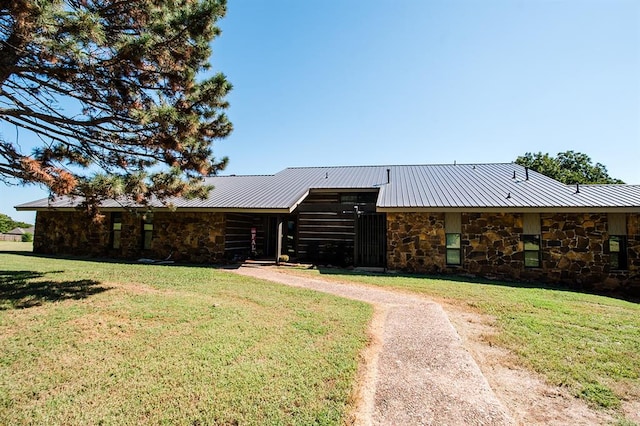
[231,264,514,425]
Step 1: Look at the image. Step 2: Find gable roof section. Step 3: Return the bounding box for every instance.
[377,164,640,210]
[167,166,390,211]
[15,163,640,212]
[4,227,35,235]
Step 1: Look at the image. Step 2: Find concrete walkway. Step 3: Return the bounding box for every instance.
[231,264,514,425]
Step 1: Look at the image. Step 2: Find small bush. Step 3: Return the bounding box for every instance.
[21,233,33,242]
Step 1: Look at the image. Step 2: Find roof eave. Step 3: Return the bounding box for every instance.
[376,206,640,213]
[16,206,293,214]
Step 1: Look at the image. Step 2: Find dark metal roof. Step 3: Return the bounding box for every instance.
[15,163,640,212]
[377,163,640,209]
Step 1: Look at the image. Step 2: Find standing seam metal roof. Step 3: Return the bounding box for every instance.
[14,163,640,211]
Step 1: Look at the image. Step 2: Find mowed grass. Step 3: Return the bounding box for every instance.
[297,268,640,412]
[0,241,33,252]
[0,253,371,425]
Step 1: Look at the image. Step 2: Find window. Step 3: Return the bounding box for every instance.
[340,192,378,205]
[111,213,122,249]
[142,214,153,250]
[522,235,540,268]
[522,213,541,268]
[607,214,627,270]
[609,236,627,270]
[445,212,462,266]
[446,233,461,265]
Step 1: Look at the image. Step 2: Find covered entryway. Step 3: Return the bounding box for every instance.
[223,190,387,267]
[295,190,386,268]
[224,213,297,261]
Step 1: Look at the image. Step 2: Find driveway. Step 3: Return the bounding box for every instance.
[231,263,514,425]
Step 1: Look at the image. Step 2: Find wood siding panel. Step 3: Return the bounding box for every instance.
[297,192,356,264]
[296,190,384,266]
[225,213,264,254]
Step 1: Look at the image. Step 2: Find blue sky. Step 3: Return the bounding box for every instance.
[2,0,639,224]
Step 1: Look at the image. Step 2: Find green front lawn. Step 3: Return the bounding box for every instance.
[0,241,33,252]
[296,268,640,413]
[3,245,637,423]
[0,254,371,425]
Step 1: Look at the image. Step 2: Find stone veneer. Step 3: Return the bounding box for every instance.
[152,211,226,263]
[34,210,226,263]
[34,211,110,256]
[388,212,640,295]
[462,212,524,279]
[32,209,640,293]
[387,212,446,273]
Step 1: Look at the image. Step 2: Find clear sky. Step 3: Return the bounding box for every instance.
[2,0,639,224]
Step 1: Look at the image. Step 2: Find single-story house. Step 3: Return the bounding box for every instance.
[6,226,35,235]
[0,226,35,241]
[15,163,640,294]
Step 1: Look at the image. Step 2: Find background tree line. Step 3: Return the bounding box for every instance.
[0,212,32,235]
[515,151,624,184]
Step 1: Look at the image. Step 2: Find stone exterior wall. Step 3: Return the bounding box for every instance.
[152,211,226,263]
[537,213,607,288]
[387,212,445,272]
[117,211,144,258]
[33,210,226,263]
[462,212,524,279]
[387,212,640,295]
[32,209,640,293]
[538,213,639,294]
[34,211,110,256]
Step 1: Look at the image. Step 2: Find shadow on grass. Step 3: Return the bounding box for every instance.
[2,251,637,303]
[314,266,640,303]
[0,270,110,310]
[0,250,225,269]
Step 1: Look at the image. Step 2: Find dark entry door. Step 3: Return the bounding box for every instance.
[264,215,297,259]
[355,213,386,267]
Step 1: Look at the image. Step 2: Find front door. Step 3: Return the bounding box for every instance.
[264,215,297,259]
[355,213,386,267]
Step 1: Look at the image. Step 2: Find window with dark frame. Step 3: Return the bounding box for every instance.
[522,234,540,268]
[445,233,461,265]
[111,213,122,249]
[522,213,542,269]
[142,214,153,250]
[609,235,627,270]
[445,212,462,266]
[340,192,377,205]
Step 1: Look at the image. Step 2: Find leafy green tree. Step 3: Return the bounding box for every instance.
[1,0,232,212]
[515,151,624,184]
[0,213,11,233]
[0,212,32,233]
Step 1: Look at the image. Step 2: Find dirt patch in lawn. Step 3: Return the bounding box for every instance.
[266,267,626,425]
[443,302,619,425]
[348,304,387,425]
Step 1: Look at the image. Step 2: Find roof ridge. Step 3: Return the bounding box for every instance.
[574,183,640,187]
[285,162,517,170]
[209,174,274,178]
